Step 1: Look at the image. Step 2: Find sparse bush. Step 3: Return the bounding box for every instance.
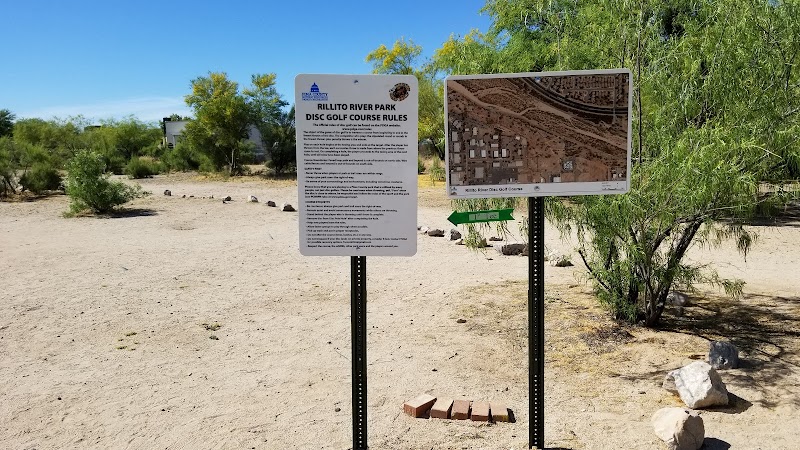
[429,157,445,183]
[125,156,162,179]
[20,163,62,193]
[65,150,142,214]
[163,142,212,172]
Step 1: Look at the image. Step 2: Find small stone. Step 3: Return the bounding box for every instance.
[223,196,232,201]
[447,229,462,240]
[708,341,739,370]
[552,255,574,267]
[489,236,503,241]
[431,368,437,372]
[182,194,186,198]
[266,200,277,207]
[454,238,464,245]
[335,407,341,412]
[426,229,445,237]
[163,189,172,196]
[456,318,467,324]
[665,361,729,409]
[493,243,526,256]
[281,203,296,212]
[652,407,704,450]
[667,291,690,307]
[248,195,258,203]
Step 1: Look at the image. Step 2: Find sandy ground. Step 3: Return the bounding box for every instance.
[1,174,799,450]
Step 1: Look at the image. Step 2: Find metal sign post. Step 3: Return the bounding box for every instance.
[528,197,546,449]
[351,256,368,450]
[295,74,419,449]
[443,69,633,449]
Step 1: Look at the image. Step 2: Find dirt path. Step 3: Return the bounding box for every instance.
[1,174,798,449]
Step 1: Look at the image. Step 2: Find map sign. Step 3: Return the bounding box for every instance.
[295,74,419,256]
[445,69,632,198]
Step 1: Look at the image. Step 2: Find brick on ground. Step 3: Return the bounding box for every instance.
[451,399,471,420]
[471,401,490,422]
[490,402,509,422]
[430,398,453,419]
[403,394,436,418]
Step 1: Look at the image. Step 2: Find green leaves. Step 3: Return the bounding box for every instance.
[433,0,799,325]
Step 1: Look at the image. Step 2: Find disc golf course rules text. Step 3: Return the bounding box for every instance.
[295,74,418,257]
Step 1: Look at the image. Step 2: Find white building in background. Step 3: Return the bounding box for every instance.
[162,118,267,162]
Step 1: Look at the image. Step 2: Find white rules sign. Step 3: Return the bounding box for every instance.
[295,74,419,256]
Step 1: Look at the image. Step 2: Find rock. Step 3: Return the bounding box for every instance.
[223,196,232,202]
[651,407,705,450]
[552,255,574,267]
[708,341,739,370]
[248,195,258,203]
[418,226,429,234]
[447,229,462,240]
[281,203,296,212]
[456,318,467,324]
[665,361,729,409]
[266,200,277,207]
[494,243,526,256]
[426,229,445,237]
[489,236,503,241]
[181,194,186,198]
[163,189,172,196]
[668,291,690,307]
[454,238,464,245]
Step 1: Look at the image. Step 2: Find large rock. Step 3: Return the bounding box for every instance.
[266,200,277,207]
[281,203,296,212]
[664,361,729,409]
[248,195,259,203]
[708,341,739,370]
[494,243,526,256]
[652,407,705,450]
[667,291,690,307]
[426,229,445,237]
[163,189,172,196]
[447,229,462,241]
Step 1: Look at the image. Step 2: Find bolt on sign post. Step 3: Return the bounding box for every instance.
[295,74,419,450]
[444,69,632,449]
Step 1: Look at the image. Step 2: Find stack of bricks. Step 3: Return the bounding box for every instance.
[403,394,510,423]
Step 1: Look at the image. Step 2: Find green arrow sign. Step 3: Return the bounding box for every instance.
[447,208,515,225]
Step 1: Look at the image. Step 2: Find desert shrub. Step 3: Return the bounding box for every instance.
[125,156,163,179]
[65,150,142,213]
[418,156,425,174]
[163,142,212,172]
[0,145,16,196]
[429,157,445,183]
[19,163,62,193]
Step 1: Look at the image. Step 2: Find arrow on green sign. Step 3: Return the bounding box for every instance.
[447,208,515,225]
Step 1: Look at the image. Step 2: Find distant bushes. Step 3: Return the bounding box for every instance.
[20,163,62,193]
[125,156,164,179]
[66,150,142,214]
[162,142,214,173]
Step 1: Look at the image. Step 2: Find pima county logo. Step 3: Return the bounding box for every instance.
[301,83,328,101]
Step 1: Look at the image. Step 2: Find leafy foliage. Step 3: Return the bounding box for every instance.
[0,109,15,138]
[366,39,447,158]
[125,156,163,179]
[263,106,296,175]
[433,0,800,326]
[65,150,142,214]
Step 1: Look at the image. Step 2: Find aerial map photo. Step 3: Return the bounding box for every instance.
[446,70,631,197]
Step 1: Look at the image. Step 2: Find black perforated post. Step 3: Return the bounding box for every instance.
[351,256,368,449]
[528,197,545,449]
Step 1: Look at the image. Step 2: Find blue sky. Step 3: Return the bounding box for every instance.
[1,0,491,124]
